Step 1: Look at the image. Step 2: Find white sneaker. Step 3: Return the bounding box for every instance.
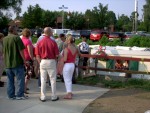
[16,96,28,100]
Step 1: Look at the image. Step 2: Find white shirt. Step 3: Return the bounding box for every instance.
[20,35,32,42]
[36,34,55,44]
[79,41,89,52]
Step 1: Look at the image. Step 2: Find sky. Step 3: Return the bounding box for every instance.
[18,0,146,20]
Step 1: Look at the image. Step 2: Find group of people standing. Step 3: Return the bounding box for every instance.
[1,26,85,102]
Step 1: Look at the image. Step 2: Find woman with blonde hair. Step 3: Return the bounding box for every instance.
[63,34,79,99]
[21,28,34,94]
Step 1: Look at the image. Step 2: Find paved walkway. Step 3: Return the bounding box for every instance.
[0,76,109,113]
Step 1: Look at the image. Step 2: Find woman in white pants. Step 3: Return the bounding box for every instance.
[63,34,79,99]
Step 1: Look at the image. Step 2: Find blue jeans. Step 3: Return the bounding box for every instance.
[6,65,25,98]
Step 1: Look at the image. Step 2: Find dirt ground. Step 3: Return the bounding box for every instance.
[83,88,150,113]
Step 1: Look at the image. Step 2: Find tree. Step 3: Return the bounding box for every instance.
[0,13,10,28]
[138,21,146,31]
[106,11,117,26]
[143,0,150,32]
[85,3,108,29]
[0,0,23,32]
[85,9,93,29]
[42,10,60,28]
[93,3,108,29]
[116,14,130,31]
[105,11,117,31]
[22,4,44,28]
[0,12,11,35]
[0,0,23,16]
[65,12,86,29]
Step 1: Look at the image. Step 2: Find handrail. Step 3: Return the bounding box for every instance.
[78,53,150,75]
[80,54,150,62]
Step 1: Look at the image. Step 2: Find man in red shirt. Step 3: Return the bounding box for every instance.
[35,27,59,102]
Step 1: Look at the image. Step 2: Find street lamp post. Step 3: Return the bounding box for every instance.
[59,5,68,29]
[134,0,138,33]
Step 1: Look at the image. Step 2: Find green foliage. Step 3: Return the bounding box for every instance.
[53,34,59,39]
[0,0,22,15]
[116,14,131,31]
[22,4,43,28]
[101,80,126,88]
[99,36,109,46]
[102,78,150,90]
[138,22,147,31]
[88,40,100,45]
[75,39,102,46]
[0,0,22,27]
[85,3,109,29]
[143,0,150,32]
[31,36,38,44]
[20,2,147,31]
[124,36,141,47]
[124,36,150,47]
[42,10,60,28]
[139,37,150,47]
[106,39,122,46]
[106,11,117,26]
[0,16,10,29]
[77,76,150,90]
[65,12,86,29]
[75,38,82,45]
[75,36,150,48]
[77,76,100,85]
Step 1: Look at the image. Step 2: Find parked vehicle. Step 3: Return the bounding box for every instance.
[53,29,70,36]
[124,32,138,39]
[136,31,147,36]
[109,32,125,40]
[63,29,70,35]
[66,30,81,39]
[80,30,91,39]
[90,30,108,41]
[145,33,150,37]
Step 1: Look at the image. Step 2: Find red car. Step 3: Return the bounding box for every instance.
[90,30,108,41]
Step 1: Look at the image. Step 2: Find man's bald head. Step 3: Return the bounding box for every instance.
[44,27,53,37]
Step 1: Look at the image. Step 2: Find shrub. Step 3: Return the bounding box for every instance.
[53,33,58,39]
[99,36,109,46]
[31,36,38,44]
[123,36,150,47]
[106,39,122,46]
[139,37,150,47]
[75,35,150,47]
[75,38,82,45]
[124,36,141,47]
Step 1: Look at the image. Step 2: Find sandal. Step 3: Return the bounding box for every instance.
[63,94,72,99]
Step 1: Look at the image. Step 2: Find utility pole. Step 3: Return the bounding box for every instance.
[59,5,68,29]
[134,0,138,33]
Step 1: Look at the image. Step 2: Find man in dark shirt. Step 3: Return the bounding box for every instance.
[3,26,27,100]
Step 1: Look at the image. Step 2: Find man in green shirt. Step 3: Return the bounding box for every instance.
[3,26,27,100]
